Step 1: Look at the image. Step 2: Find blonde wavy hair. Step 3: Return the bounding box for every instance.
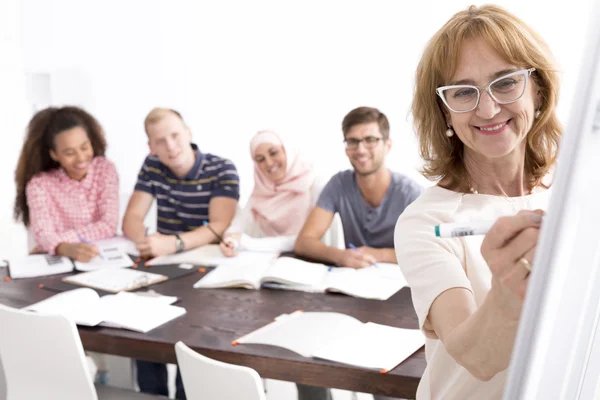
[412,5,562,190]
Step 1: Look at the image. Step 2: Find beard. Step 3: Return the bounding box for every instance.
[351,157,384,177]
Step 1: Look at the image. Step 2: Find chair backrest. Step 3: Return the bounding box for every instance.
[0,304,98,400]
[175,341,266,400]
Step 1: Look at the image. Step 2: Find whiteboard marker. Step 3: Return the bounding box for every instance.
[434,220,495,238]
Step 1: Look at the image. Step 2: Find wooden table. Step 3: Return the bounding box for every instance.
[0,266,425,398]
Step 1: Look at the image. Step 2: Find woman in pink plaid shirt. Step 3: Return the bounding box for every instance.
[14,106,119,263]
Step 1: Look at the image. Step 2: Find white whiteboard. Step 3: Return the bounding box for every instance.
[504,3,600,400]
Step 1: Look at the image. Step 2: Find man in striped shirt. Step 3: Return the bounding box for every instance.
[122,107,240,399]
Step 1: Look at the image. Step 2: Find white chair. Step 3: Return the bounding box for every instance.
[0,304,162,400]
[175,341,267,400]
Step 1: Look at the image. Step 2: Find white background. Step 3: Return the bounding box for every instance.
[0,0,594,260]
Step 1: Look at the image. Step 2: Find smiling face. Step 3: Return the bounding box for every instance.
[49,126,94,181]
[146,112,194,172]
[254,143,287,183]
[446,38,540,162]
[344,122,391,176]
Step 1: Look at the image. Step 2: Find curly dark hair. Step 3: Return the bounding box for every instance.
[14,106,107,226]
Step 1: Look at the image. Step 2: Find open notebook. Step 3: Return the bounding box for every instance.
[193,257,407,300]
[147,244,279,267]
[63,268,168,293]
[7,237,135,279]
[23,288,186,333]
[234,311,425,372]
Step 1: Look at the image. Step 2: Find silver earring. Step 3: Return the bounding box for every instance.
[445,125,455,137]
[534,110,541,119]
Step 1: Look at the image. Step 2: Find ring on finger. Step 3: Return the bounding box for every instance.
[517,257,532,273]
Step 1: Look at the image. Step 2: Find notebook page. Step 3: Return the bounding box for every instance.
[312,322,425,371]
[23,288,104,326]
[8,254,73,279]
[261,257,328,288]
[91,236,139,256]
[324,265,407,300]
[98,294,186,333]
[148,244,279,267]
[64,269,167,293]
[74,244,134,272]
[235,311,363,357]
[239,234,295,253]
[193,263,270,289]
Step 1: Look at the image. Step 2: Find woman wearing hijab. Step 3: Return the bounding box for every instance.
[220,130,326,255]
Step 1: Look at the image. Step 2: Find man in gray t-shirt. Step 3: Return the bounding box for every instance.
[295,106,423,270]
[317,169,422,249]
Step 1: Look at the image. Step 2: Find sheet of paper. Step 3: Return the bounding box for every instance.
[239,234,295,253]
[23,288,104,326]
[98,295,186,333]
[235,311,363,357]
[313,322,425,371]
[8,254,73,279]
[91,236,140,256]
[74,243,134,272]
[148,244,279,267]
[323,264,407,300]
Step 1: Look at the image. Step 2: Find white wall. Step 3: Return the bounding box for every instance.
[1,0,30,259]
[1,0,593,258]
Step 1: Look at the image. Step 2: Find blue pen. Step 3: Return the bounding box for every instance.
[77,234,104,259]
[348,242,376,267]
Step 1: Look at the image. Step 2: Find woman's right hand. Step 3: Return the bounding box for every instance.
[480,209,544,319]
[219,235,239,257]
[56,243,100,262]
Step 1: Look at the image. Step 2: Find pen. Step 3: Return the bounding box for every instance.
[77,234,104,259]
[434,220,495,238]
[348,242,376,266]
[202,221,232,248]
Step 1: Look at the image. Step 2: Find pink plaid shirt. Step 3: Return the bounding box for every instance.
[26,156,119,254]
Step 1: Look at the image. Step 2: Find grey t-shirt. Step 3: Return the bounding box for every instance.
[317,170,423,249]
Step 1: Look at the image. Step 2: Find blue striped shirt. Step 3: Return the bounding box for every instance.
[134,144,240,235]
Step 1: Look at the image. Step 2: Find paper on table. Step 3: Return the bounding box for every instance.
[24,288,186,333]
[74,243,134,272]
[148,244,279,267]
[323,263,408,300]
[235,311,363,357]
[239,234,296,253]
[312,322,425,371]
[193,263,270,289]
[7,254,73,279]
[63,268,167,293]
[23,288,104,326]
[92,236,140,256]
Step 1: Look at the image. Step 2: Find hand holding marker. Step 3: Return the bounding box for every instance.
[435,216,544,238]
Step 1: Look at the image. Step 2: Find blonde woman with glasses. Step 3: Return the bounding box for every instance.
[394,5,561,400]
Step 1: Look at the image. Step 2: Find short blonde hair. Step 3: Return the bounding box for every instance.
[412,5,562,190]
[144,107,186,134]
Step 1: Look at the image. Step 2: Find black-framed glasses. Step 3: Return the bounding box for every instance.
[344,136,383,150]
[436,68,536,113]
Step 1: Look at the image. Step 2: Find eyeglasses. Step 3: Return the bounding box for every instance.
[344,136,383,150]
[436,68,536,113]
